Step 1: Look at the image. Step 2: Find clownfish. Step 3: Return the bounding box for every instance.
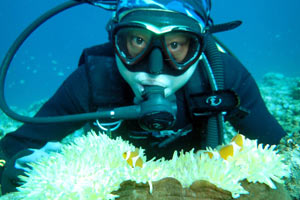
[0,159,5,167]
[122,148,143,168]
[203,133,245,160]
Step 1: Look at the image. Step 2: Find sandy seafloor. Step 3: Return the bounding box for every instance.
[0,72,299,199]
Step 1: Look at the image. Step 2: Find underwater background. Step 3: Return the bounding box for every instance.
[0,0,299,109]
[0,0,300,199]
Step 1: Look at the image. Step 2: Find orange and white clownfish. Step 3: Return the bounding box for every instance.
[122,148,143,168]
[203,133,245,160]
[0,159,5,167]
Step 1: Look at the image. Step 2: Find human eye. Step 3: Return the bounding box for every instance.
[165,33,189,53]
[126,33,148,57]
[165,34,190,62]
[132,36,145,47]
[169,42,180,50]
[169,41,185,52]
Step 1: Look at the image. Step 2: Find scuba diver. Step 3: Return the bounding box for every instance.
[0,0,286,194]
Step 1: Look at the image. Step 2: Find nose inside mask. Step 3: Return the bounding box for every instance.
[148,48,163,75]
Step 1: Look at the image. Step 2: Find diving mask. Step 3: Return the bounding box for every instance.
[113,23,204,75]
[111,10,206,76]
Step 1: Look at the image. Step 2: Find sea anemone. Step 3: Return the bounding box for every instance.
[13,131,289,199]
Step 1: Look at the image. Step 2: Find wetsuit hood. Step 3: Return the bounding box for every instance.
[115,0,212,31]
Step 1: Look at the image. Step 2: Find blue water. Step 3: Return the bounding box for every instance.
[0,0,299,108]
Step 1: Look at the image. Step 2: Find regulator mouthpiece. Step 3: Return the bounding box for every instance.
[138,86,177,131]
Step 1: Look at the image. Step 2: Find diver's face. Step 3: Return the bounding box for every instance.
[116,55,199,100]
[114,10,204,100]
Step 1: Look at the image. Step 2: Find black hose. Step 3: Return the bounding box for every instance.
[204,34,224,90]
[203,34,225,148]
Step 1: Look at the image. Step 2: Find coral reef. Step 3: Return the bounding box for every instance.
[0,100,45,140]
[0,108,22,139]
[277,132,300,199]
[259,73,300,136]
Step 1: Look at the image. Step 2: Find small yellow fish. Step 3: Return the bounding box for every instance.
[231,133,244,148]
[219,144,234,160]
[202,133,245,160]
[122,148,143,168]
[0,159,5,167]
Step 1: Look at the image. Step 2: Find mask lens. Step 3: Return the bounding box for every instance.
[115,27,151,65]
[164,31,201,70]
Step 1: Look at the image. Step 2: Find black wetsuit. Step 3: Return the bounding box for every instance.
[0,42,286,162]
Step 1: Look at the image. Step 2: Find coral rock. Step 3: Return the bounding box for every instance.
[238,180,292,200]
[112,177,232,200]
[112,178,292,200]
